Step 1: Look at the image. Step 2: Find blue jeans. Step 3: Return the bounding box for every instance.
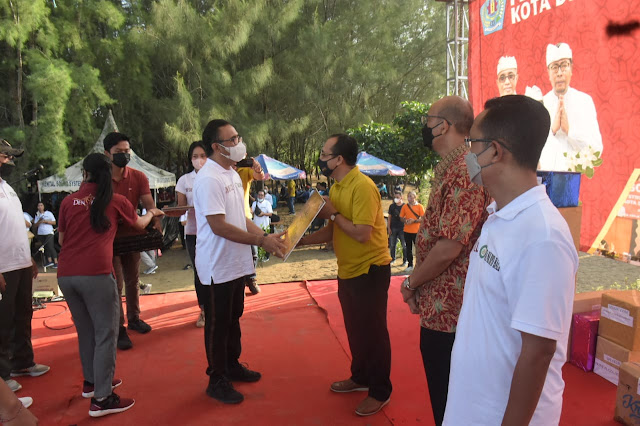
[288,197,295,213]
[388,229,406,263]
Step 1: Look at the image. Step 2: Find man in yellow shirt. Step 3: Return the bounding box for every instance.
[399,191,425,273]
[298,134,392,417]
[287,179,296,214]
[236,161,265,294]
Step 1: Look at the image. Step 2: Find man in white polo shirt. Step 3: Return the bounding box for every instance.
[0,140,50,395]
[194,119,286,405]
[444,95,578,425]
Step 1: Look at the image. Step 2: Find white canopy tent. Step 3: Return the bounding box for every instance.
[38,110,176,194]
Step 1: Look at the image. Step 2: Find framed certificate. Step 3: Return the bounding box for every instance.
[281,190,326,261]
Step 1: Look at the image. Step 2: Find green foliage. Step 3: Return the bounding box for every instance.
[0,0,447,186]
[348,101,439,179]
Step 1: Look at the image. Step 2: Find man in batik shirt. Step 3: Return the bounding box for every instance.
[399,96,491,426]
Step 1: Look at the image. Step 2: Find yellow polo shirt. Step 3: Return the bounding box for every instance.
[237,167,254,219]
[330,167,392,279]
[288,179,296,198]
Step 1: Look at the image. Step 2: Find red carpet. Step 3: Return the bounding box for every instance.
[19,279,616,425]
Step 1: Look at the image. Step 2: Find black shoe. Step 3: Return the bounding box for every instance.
[247,278,260,295]
[206,376,244,404]
[128,318,152,334]
[227,363,261,383]
[117,327,133,351]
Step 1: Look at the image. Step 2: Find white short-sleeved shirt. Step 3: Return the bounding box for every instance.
[175,170,197,235]
[193,159,254,285]
[35,210,55,235]
[251,199,273,229]
[23,212,33,230]
[444,185,578,426]
[0,179,32,274]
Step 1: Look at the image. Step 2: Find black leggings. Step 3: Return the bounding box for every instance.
[36,234,57,262]
[404,232,417,267]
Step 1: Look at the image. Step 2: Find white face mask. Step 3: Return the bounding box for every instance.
[258,197,264,202]
[464,145,494,186]
[394,197,401,204]
[192,158,206,170]
[219,141,247,162]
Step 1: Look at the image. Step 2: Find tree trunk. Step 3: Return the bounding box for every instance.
[13,45,25,129]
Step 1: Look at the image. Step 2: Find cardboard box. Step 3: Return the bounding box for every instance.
[595,335,640,386]
[599,291,640,351]
[559,206,582,253]
[570,310,600,371]
[615,362,640,425]
[32,274,61,298]
[573,290,612,314]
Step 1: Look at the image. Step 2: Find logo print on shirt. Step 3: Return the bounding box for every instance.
[479,244,500,271]
[72,194,95,210]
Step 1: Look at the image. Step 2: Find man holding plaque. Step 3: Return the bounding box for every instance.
[194,119,286,405]
[104,132,162,350]
[298,134,392,417]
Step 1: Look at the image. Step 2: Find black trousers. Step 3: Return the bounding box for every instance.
[337,263,392,402]
[185,234,210,308]
[420,327,456,426]
[0,267,35,380]
[404,232,417,267]
[204,276,246,381]
[36,234,57,262]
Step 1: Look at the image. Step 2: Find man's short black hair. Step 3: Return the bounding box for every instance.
[329,133,358,166]
[202,119,231,156]
[317,182,327,188]
[479,95,550,171]
[103,132,130,152]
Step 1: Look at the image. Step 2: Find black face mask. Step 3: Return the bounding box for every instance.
[112,152,131,168]
[317,155,337,178]
[422,121,445,150]
[0,162,15,179]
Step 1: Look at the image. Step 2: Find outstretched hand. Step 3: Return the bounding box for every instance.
[262,231,288,258]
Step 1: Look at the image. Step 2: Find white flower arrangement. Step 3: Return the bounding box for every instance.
[564,146,603,178]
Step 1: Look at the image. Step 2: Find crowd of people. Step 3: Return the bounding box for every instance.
[0,93,578,425]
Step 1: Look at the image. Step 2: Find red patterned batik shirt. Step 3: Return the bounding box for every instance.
[416,144,492,332]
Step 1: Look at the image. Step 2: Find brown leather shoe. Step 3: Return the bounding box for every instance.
[355,396,390,416]
[330,378,369,393]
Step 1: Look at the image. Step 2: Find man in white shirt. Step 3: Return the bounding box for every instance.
[34,202,57,267]
[0,140,50,395]
[194,119,286,405]
[444,95,578,425]
[251,190,273,230]
[539,42,603,171]
[496,56,518,96]
[263,187,273,206]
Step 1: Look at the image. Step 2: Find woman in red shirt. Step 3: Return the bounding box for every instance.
[57,153,163,418]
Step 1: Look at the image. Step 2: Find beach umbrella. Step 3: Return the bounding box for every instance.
[255,154,306,180]
[356,152,406,176]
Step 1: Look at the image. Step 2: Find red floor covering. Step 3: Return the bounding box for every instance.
[20,278,616,425]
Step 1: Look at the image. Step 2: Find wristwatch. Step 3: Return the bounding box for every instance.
[330,212,341,221]
[403,276,414,291]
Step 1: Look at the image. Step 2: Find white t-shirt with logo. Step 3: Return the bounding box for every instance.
[193,159,254,285]
[175,170,198,235]
[0,179,32,274]
[444,185,578,426]
[35,210,55,235]
[251,199,273,229]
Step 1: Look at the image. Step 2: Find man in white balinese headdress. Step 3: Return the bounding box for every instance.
[539,43,603,171]
[496,56,518,96]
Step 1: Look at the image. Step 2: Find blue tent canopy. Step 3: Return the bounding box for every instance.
[356,152,406,176]
[255,154,307,180]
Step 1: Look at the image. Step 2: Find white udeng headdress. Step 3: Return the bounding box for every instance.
[546,43,572,67]
[497,56,517,75]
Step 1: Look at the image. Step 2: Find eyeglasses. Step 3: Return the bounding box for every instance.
[319,152,338,161]
[421,115,451,126]
[498,73,517,83]
[216,135,243,145]
[548,61,571,73]
[464,137,512,151]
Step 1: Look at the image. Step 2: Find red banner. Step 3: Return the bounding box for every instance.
[469,0,640,250]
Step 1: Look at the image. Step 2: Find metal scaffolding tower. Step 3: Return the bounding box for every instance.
[445,0,469,98]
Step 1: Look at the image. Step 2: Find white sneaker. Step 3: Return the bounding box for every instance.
[401,262,408,268]
[19,397,33,408]
[6,379,21,392]
[143,265,158,275]
[11,364,50,377]
[404,266,414,273]
[196,310,205,328]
